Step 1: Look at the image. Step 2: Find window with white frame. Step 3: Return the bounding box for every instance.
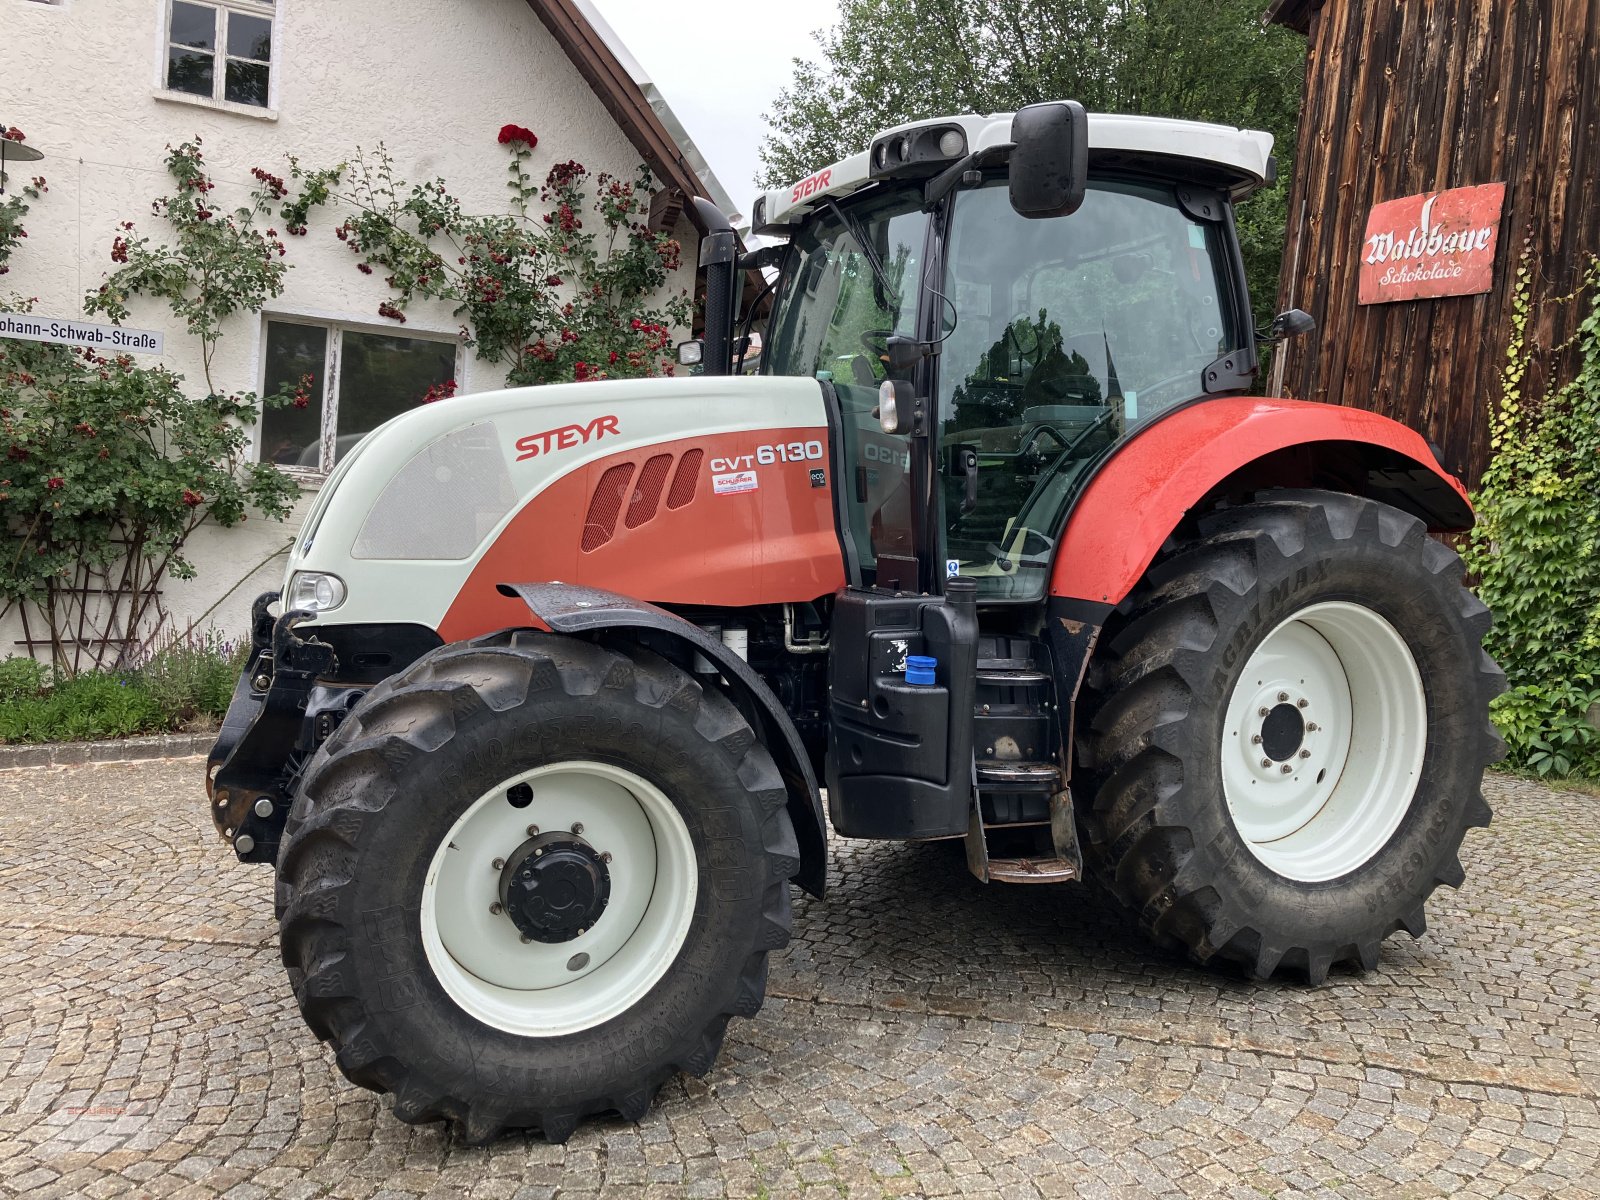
[260,319,460,474]
[164,0,275,109]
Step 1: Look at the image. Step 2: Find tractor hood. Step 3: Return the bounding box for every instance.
[281,374,845,636]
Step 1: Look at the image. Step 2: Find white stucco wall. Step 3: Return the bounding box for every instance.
[0,0,699,655]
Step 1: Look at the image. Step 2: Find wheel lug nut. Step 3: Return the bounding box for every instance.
[1280,764,1293,774]
[1299,749,1311,759]
[534,847,544,857]
[520,934,532,944]
[1306,722,1319,732]
[1277,691,1289,702]
[1261,758,1273,769]
[571,822,584,835]
[526,824,540,837]
[491,857,505,870]
[489,902,503,916]
[1297,698,1309,709]
[1250,734,1262,745]
[600,851,612,863]
[1258,707,1270,717]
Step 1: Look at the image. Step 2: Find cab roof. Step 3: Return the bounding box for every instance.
[754,110,1275,233]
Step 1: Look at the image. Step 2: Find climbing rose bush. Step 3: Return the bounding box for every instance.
[279,125,691,386]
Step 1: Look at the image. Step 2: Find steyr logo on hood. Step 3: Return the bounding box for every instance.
[515,415,620,461]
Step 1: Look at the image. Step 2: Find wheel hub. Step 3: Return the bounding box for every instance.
[498,833,611,944]
[1259,701,1306,761]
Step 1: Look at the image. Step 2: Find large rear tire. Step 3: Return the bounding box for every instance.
[275,630,797,1143]
[1078,490,1504,983]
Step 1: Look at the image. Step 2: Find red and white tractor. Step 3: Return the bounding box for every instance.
[206,103,1502,1142]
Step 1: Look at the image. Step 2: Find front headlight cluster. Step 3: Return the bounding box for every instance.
[287,571,347,613]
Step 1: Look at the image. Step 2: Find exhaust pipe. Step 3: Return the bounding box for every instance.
[692,197,737,376]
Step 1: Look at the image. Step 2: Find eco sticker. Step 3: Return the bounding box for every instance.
[713,470,759,495]
[810,468,827,488]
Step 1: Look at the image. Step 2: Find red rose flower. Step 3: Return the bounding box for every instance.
[497,124,538,148]
[1,126,23,143]
[46,476,63,490]
[182,488,203,507]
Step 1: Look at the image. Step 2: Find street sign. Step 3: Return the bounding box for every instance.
[1358,183,1506,305]
[0,312,164,354]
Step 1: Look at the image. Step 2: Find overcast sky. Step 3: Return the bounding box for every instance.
[586,0,840,215]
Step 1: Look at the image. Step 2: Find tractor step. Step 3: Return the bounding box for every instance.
[975,759,1061,790]
[974,667,1050,687]
[985,856,1080,884]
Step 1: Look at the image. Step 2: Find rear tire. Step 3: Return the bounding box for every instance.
[275,630,797,1143]
[1078,490,1504,983]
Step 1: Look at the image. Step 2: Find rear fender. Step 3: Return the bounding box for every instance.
[496,581,828,898]
[1049,397,1473,606]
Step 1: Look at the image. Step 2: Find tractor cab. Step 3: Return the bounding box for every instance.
[745,104,1273,601]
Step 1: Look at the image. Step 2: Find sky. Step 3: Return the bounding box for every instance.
[586,0,841,216]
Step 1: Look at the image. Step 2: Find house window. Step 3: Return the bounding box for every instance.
[165,0,275,109]
[259,319,459,473]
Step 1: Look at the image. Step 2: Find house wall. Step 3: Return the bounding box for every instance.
[0,0,698,657]
[1272,0,1600,487]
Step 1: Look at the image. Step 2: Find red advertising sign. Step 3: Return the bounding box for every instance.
[1358,183,1506,305]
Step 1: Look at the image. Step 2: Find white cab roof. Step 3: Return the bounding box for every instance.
[758,110,1275,229]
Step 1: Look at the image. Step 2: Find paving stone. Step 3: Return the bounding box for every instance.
[0,762,1596,1198]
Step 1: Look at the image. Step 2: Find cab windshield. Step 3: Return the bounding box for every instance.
[940,177,1244,598]
[763,174,1245,600]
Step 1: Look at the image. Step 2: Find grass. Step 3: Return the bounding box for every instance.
[0,632,247,744]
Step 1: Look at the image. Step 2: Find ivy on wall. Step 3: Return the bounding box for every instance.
[1465,254,1600,778]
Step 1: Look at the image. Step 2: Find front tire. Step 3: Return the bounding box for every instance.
[1079,490,1504,983]
[275,631,797,1143]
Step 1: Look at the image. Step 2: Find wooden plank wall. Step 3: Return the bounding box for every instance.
[1273,0,1600,487]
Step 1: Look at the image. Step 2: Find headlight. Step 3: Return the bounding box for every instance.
[287,571,347,612]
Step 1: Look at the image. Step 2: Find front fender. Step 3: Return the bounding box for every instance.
[1049,397,1473,605]
[496,581,828,898]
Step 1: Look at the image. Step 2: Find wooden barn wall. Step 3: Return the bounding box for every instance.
[1273,0,1600,487]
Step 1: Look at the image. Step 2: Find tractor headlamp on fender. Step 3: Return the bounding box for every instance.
[286,571,347,613]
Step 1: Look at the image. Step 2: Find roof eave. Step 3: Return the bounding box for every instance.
[522,0,725,233]
[1262,0,1321,34]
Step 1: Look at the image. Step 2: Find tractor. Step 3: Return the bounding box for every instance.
[206,103,1503,1143]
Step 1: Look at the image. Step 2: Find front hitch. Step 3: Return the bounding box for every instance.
[207,594,338,863]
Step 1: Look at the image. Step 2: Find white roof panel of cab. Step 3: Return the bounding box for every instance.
[758,110,1274,229]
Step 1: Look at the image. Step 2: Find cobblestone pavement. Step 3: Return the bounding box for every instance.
[1,762,1596,1199]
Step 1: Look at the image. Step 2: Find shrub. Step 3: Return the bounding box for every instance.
[0,672,163,743]
[138,631,247,724]
[0,633,244,742]
[0,654,48,703]
[1465,258,1600,778]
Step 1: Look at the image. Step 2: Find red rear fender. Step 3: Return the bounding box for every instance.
[1049,398,1473,606]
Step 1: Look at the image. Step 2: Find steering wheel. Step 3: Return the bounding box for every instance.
[1004,315,1041,359]
[860,329,894,363]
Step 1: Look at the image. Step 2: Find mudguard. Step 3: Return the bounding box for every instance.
[1049,397,1474,605]
[496,581,828,898]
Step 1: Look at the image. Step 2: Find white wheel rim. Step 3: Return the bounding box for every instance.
[1220,601,1427,882]
[420,761,698,1037]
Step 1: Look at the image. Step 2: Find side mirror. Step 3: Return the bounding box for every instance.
[1265,309,1316,342]
[1009,101,1088,220]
